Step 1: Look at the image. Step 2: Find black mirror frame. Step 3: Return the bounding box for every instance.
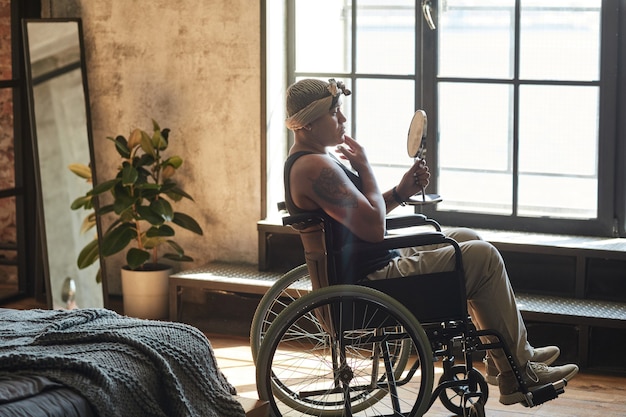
[22,17,109,309]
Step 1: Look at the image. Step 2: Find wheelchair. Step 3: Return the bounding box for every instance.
[253,211,568,416]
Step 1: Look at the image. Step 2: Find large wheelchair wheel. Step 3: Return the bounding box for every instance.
[250,264,311,363]
[250,265,411,375]
[256,285,434,417]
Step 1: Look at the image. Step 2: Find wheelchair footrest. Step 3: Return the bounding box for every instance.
[523,379,567,407]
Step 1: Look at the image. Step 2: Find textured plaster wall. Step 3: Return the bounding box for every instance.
[47,1,261,294]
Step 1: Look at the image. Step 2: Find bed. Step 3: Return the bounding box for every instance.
[0,307,246,416]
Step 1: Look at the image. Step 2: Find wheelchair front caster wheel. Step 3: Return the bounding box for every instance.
[438,365,488,416]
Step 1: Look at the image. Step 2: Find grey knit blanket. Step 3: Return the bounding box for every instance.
[0,308,245,417]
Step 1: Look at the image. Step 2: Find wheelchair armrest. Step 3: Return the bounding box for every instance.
[345,231,451,253]
[284,212,440,231]
[385,214,441,231]
[282,212,326,231]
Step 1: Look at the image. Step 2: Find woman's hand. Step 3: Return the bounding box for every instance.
[396,158,430,200]
[335,135,371,173]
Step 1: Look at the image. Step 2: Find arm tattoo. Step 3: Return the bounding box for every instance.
[311,168,358,208]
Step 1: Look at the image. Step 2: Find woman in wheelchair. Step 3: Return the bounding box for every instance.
[283,78,579,406]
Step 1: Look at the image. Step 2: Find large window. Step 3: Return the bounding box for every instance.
[266,0,625,237]
[429,0,616,236]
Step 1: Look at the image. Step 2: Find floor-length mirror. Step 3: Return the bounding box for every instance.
[23,18,107,309]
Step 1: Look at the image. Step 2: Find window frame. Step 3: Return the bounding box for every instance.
[422,0,622,237]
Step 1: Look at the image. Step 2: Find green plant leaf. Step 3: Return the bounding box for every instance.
[163,155,183,169]
[143,236,166,249]
[113,195,136,216]
[160,181,176,192]
[172,212,203,235]
[165,240,184,256]
[70,195,92,210]
[77,238,99,269]
[101,223,136,257]
[140,130,156,158]
[146,224,175,237]
[82,198,94,210]
[90,179,118,196]
[136,153,155,168]
[136,205,164,225]
[165,185,194,201]
[142,236,165,249]
[163,239,193,262]
[103,218,122,234]
[127,247,151,270]
[152,129,168,151]
[151,199,173,222]
[109,135,130,158]
[163,253,193,262]
[121,164,139,186]
[135,182,160,191]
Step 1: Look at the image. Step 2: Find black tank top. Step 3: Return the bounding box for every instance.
[284,151,395,283]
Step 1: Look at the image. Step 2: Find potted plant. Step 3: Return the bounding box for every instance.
[71,119,203,319]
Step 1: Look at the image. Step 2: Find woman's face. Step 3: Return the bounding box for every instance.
[309,102,347,146]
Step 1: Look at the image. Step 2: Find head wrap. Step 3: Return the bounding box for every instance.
[285,78,351,130]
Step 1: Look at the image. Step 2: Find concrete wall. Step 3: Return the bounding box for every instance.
[46,0,262,294]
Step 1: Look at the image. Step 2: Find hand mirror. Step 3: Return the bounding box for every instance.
[405,110,442,205]
[407,109,427,158]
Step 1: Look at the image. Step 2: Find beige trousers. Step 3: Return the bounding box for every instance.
[367,227,533,373]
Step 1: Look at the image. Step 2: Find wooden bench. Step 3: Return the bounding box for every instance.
[169,262,283,322]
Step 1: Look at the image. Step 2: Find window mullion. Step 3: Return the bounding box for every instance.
[511,0,521,217]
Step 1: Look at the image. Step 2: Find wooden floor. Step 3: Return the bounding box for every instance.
[209,333,626,417]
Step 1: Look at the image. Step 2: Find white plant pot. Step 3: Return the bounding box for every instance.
[121,265,173,320]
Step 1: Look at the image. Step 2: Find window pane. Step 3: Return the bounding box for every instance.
[356,0,414,75]
[438,0,515,79]
[520,0,601,81]
[440,171,513,215]
[354,78,414,191]
[0,0,10,80]
[0,88,14,189]
[438,82,513,214]
[518,85,598,218]
[295,0,351,73]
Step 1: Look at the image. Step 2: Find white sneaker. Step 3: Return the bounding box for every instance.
[484,346,560,385]
[498,361,579,405]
